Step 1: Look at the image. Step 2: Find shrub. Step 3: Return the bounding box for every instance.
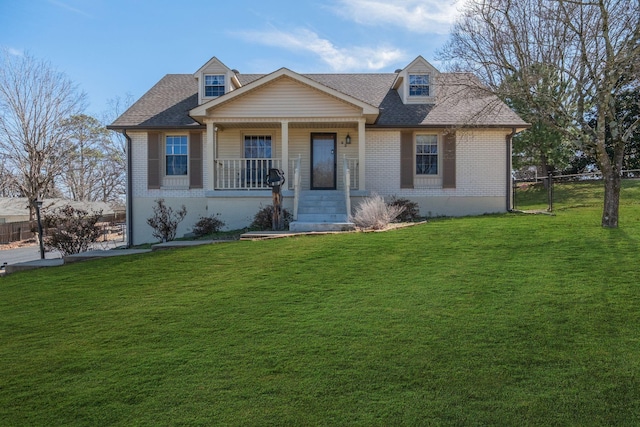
[350,194,405,230]
[249,205,293,231]
[146,199,187,242]
[192,214,225,238]
[387,196,420,222]
[42,204,103,256]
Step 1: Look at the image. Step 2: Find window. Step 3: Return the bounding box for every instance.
[244,135,272,185]
[166,135,188,176]
[416,134,438,175]
[409,74,430,97]
[204,75,225,97]
[244,135,272,158]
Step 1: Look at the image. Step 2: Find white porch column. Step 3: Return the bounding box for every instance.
[205,120,215,191]
[358,118,366,190]
[281,120,289,184]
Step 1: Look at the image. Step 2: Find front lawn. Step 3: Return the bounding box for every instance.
[1,182,639,425]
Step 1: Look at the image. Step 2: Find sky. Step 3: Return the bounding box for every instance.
[0,0,465,120]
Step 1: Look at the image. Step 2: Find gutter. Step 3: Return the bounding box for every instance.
[506,127,517,212]
[122,130,134,248]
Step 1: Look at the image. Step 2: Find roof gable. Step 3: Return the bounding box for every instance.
[190,68,380,122]
[393,56,441,104]
[193,56,233,77]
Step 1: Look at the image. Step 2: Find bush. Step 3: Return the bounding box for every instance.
[350,194,405,230]
[249,205,293,231]
[146,199,187,242]
[192,214,225,237]
[42,205,103,256]
[387,196,420,222]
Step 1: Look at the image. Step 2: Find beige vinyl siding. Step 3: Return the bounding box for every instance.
[201,61,228,76]
[407,62,434,74]
[212,77,361,118]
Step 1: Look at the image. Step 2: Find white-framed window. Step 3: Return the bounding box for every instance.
[204,75,225,97]
[409,74,430,97]
[244,135,272,185]
[165,135,188,176]
[244,135,272,158]
[416,134,438,175]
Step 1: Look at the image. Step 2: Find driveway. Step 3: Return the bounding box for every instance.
[0,245,61,268]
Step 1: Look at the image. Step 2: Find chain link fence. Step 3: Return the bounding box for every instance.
[513,170,640,212]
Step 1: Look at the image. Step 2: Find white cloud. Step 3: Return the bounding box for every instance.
[331,0,464,34]
[7,47,24,57]
[234,28,406,72]
[47,0,92,18]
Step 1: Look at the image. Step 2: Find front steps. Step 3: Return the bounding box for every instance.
[289,190,355,232]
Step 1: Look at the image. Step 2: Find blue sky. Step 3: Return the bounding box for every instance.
[0,0,464,119]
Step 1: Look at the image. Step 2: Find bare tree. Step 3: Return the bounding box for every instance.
[59,114,111,201]
[0,49,86,218]
[0,160,20,197]
[439,0,640,227]
[99,93,134,203]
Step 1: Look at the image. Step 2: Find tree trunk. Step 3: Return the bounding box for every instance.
[540,153,549,178]
[601,172,621,227]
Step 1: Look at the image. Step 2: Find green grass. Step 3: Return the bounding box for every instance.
[1,183,640,425]
[514,178,640,212]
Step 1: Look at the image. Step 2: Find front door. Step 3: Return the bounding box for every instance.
[311,133,336,189]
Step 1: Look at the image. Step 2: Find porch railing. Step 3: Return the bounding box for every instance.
[215,158,282,190]
[213,157,358,191]
[346,158,359,190]
[293,155,301,220]
[289,158,297,191]
[343,156,351,219]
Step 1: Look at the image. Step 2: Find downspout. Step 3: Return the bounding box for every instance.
[122,130,134,248]
[506,128,516,212]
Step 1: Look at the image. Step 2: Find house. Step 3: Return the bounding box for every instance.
[109,56,529,245]
[0,198,117,224]
[0,198,30,224]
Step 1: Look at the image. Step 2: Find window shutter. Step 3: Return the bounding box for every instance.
[189,132,203,188]
[400,131,414,189]
[442,132,456,188]
[147,132,161,189]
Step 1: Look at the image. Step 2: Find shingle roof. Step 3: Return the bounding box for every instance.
[377,73,528,127]
[109,71,527,129]
[110,74,201,128]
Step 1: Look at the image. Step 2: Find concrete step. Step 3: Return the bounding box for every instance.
[294,190,349,227]
[289,221,355,232]
[298,199,344,207]
[296,213,349,222]
[298,206,346,214]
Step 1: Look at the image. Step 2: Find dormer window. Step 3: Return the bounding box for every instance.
[409,74,430,97]
[204,75,225,97]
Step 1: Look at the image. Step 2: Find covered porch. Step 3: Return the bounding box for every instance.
[204,119,366,192]
[203,119,366,227]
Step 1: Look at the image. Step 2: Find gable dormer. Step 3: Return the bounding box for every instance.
[392,56,440,105]
[194,57,242,105]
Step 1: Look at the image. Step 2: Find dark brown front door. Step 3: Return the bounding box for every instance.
[311,133,336,189]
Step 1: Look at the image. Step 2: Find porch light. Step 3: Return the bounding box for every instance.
[345,134,351,144]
